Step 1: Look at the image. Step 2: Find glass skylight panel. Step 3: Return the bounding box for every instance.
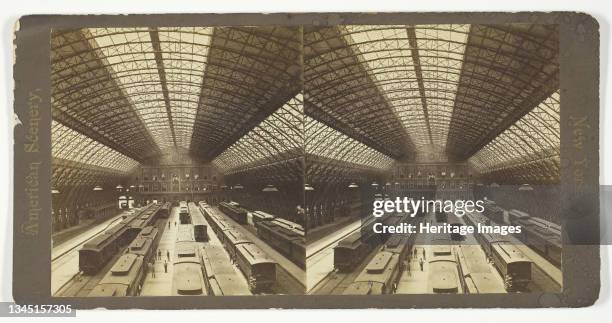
[343,26,430,149]
[158,27,212,149]
[88,28,174,150]
[469,90,560,174]
[414,24,469,148]
[52,121,139,173]
[305,116,395,170]
[213,94,304,173]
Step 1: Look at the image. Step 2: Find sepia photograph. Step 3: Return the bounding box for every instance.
[47,21,564,299]
[303,24,561,295]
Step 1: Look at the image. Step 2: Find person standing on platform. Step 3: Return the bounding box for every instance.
[149,261,155,278]
[166,250,170,262]
[168,221,170,229]
[163,260,168,273]
[419,258,424,271]
[422,248,426,260]
[157,249,162,261]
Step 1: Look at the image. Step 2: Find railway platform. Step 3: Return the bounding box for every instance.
[140,208,179,296]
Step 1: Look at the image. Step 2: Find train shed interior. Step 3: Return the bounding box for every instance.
[50,25,562,296]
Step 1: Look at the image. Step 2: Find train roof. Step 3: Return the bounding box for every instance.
[129,237,147,251]
[253,211,275,220]
[342,281,384,295]
[176,224,195,242]
[140,226,155,237]
[467,273,506,293]
[225,229,249,244]
[191,210,206,226]
[110,254,139,276]
[430,266,458,293]
[88,284,128,297]
[385,234,409,250]
[173,264,203,295]
[509,209,531,219]
[337,232,362,248]
[432,245,452,256]
[365,251,393,274]
[175,241,198,258]
[494,243,531,263]
[237,243,275,265]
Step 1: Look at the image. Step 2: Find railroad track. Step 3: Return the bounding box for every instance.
[51,213,129,296]
[306,220,362,261]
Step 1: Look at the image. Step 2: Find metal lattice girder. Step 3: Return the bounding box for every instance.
[469,91,560,183]
[52,121,139,185]
[52,29,162,162]
[339,25,470,152]
[446,24,559,160]
[305,154,384,184]
[305,115,395,172]
[191,27,302,160]
[304,26,415,160]
[212,94,304,175]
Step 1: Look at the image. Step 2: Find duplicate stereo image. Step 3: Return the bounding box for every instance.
[49,24,561,297]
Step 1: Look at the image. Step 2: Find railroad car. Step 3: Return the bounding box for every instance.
[482,200,505,224]
[179,201,190,224]
[219,201,249,224]
[176,224,195,243]
[252,210,275,223]
[435,210,447,223]
[480,233,532,291]
[88,253,145,297]
[223,228,251,260]
[157,202,171,218]
[79,222,131,274]
[189,203,209,242]
[234,242,277,293]
[514,214,562,266]
[428,252,461,294]
[172,240,205,296]
[455,245,505,294]
[342,233,413,295]
[199,245,251,296]
[256,218,305,268]
[126,227,158,264]
[342,251,401,295]
[334,232,369,272]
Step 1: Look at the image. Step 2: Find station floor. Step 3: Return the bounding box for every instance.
[51,209,135,295]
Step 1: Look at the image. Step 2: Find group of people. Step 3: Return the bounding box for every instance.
[148,248,171,278]
[405,247,427,277]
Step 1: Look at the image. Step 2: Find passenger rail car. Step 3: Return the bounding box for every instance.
[158,202,171,218]
[456,245,505,294]
[79,205,156,274]
[219,201,249,224]
[235,243,277,293]
[333,215,410,272]
[179,201,190,224]
[428,252,462,294]
[88,253,145,297]
[173,242,205,296]
[189,203,209,242]
[479,233,532,291]
[342,233,414,295]
[199,245,251,296]
[222,228,251,260]
[509,210,562,266]
[255,218,305,268]
[88,225,160,296]
[252,210,275,223]
[482,200,505,224]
